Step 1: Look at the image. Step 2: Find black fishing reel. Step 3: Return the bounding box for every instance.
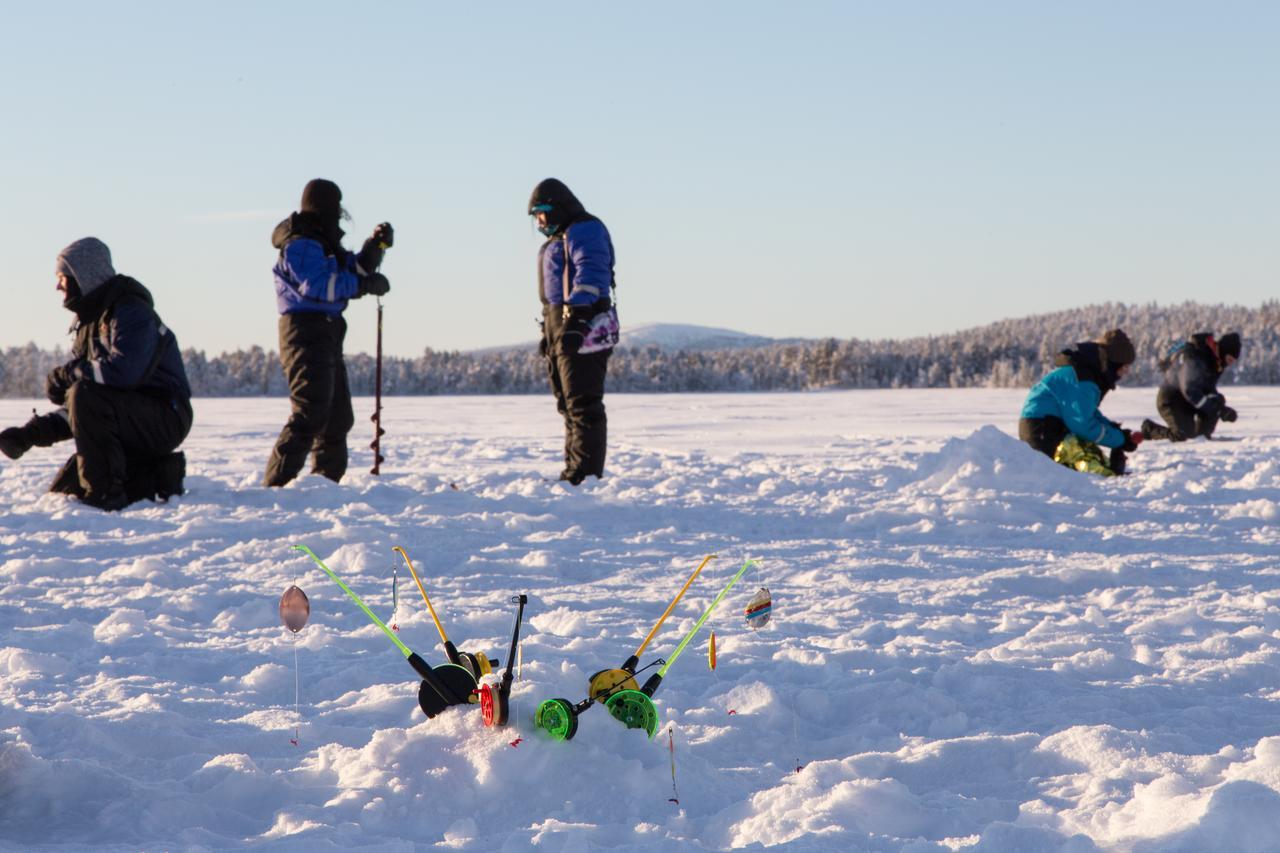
[408,653,480,718]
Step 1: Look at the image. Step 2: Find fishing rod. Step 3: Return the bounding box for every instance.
[393,546,496,678]
[292,544,477,718]
[605,558,756,738]
[480,594,528,728]
[534,554,716,741]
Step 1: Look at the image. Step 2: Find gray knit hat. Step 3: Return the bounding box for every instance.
[56,237,116,296]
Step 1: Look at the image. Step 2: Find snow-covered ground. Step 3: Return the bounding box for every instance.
[3,387,1280,852]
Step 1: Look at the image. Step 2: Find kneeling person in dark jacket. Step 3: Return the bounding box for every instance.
[1141,332,1240,442]
[1018,329,1142,476]
[0,238,193,510]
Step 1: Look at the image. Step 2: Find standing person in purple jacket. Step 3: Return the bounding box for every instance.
[263,179,393,487]
[530,178,619,485]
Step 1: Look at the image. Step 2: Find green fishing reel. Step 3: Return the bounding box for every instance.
[604,689,659,739]
[534,697,580,741]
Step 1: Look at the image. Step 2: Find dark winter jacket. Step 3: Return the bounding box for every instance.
[1020,342,1125,448]
[272,213,381,316]
[1160,334,1227,419]
[537,219,616,307]
[62,275,191,400]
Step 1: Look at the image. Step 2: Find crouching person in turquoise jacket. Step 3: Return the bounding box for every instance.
[1019,329,1143,476]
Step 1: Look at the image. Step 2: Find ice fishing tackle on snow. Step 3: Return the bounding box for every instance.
[278,584,310,745]
[745,587,772,630]
[604,558,756,739]
[291,544,478,718]
[393,546,497,679]
[479,594,528,728]
[534,554,716,741]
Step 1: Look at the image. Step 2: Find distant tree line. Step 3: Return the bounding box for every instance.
[1,301,1276,397]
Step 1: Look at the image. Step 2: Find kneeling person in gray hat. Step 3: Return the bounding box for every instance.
[0,238,193,510]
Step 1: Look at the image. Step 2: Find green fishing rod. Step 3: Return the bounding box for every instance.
[605,558,757,738]
[292,545,477,717]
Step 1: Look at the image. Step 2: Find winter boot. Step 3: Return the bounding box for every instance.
[1108,448,1128,476]
[122,451,186,503]
[48,454,86,497]
[0,412,72,460]
[1140,418,1173,441]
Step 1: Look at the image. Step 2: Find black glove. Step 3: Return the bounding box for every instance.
[1121,429,1143,452]
[358,273,391,297]
[45,365,76,405]
[1221,406,1238,423]
[0,426,31,460]
[0,411,72,460]
[560,305,593,355]
[372,222,394,249]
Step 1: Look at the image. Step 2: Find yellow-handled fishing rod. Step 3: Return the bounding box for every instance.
[393,546,494,677]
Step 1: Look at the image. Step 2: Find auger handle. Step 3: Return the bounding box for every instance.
[632,554,716,660]
[293,544,412,658]
[393,546,456,653]
[654,558,756,683]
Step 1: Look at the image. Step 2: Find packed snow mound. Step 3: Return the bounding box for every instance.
[894,424,1086,494]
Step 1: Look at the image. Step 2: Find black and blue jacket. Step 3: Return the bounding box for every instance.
[63,275,191,401]
[1160,334,1226,418]
[537,218,615,308]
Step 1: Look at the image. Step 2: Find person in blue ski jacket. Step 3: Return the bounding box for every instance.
[263,179,393,487]
[530,178,618,484]
[1019,329,1143,474]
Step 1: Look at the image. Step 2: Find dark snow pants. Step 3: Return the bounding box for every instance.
[62,381,193,500]
[264,313,354,486]
[544,307,610,482]
[1018,416,1068,458]
[1154,385,1218,441]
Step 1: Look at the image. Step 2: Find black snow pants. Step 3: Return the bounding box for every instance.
[58,381,193,501]
[1018,416,1068,458]
[264,313,354,486]
[1155,385,1217,441]
[543,306,610,483]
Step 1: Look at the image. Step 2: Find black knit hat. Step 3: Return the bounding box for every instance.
[1218,332,1241,360]
[1095,329,1135,367]
[300,179,343,219]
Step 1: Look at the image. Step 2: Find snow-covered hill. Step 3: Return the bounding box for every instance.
[4,388,1280,851]
[618,323,777,350]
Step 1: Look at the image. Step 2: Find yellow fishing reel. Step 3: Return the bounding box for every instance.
[460,651,494,679]
[587,667,639,701]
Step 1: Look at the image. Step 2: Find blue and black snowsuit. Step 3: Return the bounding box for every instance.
[40,263,193,506]
[263,210,385,486]
[532,178,617,484]
[1019,342,1126,458]
[1146,334,1232,441]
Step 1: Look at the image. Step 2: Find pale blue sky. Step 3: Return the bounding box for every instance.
[1,2,1276,357]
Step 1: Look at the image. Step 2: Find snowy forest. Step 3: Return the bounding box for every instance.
[3,301,1278,397]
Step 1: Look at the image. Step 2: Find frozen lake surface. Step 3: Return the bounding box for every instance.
[3,387,1280,852]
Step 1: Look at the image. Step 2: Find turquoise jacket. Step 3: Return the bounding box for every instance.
[1021,365,1125,448]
